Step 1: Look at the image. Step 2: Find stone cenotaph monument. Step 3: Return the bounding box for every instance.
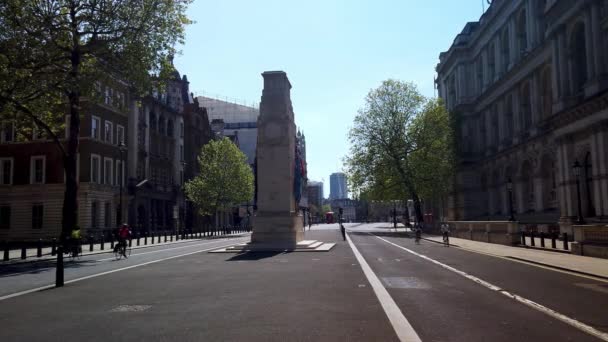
[213,71,334,252]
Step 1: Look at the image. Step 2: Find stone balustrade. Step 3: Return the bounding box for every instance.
[447,221,520,246]
[571,225,608,259]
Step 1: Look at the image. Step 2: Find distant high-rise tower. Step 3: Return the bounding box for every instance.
[329,172,347,200]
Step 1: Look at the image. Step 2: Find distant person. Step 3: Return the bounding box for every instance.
[308,212,312,230]
[115,223,131,258]
[340,218,346,241]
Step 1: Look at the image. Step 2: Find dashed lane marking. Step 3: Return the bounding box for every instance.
[372,233,608,342]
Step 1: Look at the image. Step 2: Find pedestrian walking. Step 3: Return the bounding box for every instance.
[338,207,345,241]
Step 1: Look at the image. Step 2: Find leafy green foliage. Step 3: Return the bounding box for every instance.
[185,138,254,218]
[345,80,455,221]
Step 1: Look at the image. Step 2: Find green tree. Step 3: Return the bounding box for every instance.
[0,0,192,286]
[185,138,254,227]
[345,80,454,223]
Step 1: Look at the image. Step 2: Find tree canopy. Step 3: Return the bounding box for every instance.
[345,79,454,222]
[0,0,192,286]
[185,138,254,219]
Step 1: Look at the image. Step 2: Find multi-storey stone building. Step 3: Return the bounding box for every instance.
[127,65,190,233]
[0,80,132,240]
[436,0,608,233]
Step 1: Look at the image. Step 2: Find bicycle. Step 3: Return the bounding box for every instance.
[69,242,82,261]
[113,240,131,260]
[414,230,421,245]
[442,232,450,247]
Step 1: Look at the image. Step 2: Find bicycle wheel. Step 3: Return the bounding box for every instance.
[114,245,122,260]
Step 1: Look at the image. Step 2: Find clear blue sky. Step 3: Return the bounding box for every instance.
[175,0,485,197]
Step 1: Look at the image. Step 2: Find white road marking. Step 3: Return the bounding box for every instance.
[96,238,244,261]
[0,240,240,302]
[372,234,608,342]
[346,233,422,342]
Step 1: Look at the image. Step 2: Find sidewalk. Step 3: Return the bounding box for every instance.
[423,235,608,279]
[1,232,250,265]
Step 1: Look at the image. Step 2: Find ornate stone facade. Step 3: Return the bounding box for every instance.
[436,0,608,232]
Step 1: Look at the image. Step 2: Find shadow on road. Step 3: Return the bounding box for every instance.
[226,251,287,261]
[0,259,97,278]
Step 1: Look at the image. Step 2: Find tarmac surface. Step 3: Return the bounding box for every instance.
[0,223,606,341]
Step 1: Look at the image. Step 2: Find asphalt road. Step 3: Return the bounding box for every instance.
[0,223,606,341]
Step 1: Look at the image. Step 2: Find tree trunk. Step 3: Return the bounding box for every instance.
[412,192,424,224]
[57,20,81,286]
[403,199,411,227]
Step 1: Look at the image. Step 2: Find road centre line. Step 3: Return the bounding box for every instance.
[371,233,608,342]
[96,237,247,261]
[0,240,239,302]
[345,233,422,342]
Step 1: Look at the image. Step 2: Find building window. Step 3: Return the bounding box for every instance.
[570,22,588,93]
[91,154,101,183]
[117,125,125,145]
[0,158,13,185]
[92,116,101,139]
[520,82,532,131]
[33,124,44,140]
[104,158,113,185]
[1,122,14,143]
[30,156,46,184]
[32,204,43,229]
[91,201,98,229]
[501,28,510,72]
[104,202,111,228]
[0,206,10,229]
[115,160,123,187]
[517,9,528,56]
[180,145,184,161]
[167,119,174,137]
[104,121,113,144]
[180,122,184,137]
[104,86,110,105]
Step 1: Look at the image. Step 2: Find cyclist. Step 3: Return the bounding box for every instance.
[69,226,82,258]
[414,222,422,244]
[116,223,131,258]
[441,223,450,247]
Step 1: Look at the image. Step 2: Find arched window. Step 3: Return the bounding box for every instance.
[540,67,553,119]
[583,152,596,217]
[158,116,165,135]
[480,173,489,217]
[505,94,514,140]
[493,170,502,215]
[167,119,174,137]
[520,82,532,131]
[570,22,588,92]
[149,111,157,131]
[520,161,535,212]
[541,155,557,210]
[501,28,510,72]
[517,9,528,57]
[488,44,495,82]
[477,59,484,94]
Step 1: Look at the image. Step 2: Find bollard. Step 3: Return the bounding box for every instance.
[164,231,168,243]
[110,233,115,249]
[170,233,173,242]
[540,232,545,248]
[3,241,9,261]
[21,245,26,259]
[137,233,140,246]
[37,239,43,257]
[150,232,154,244]
[89,235,94,252]
[144,233,148,245]
[129,238,132,247]
[551,232,557,249]
[157,233,161,244]
[101,234,105,250]
[521,231,526,246]
[530,231,535,247]
[563,232,569,250]
[52,238,57,256]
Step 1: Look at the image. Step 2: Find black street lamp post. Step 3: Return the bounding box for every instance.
[507,177,515,221]
[573,160,585,224]
[118,141,126,225]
